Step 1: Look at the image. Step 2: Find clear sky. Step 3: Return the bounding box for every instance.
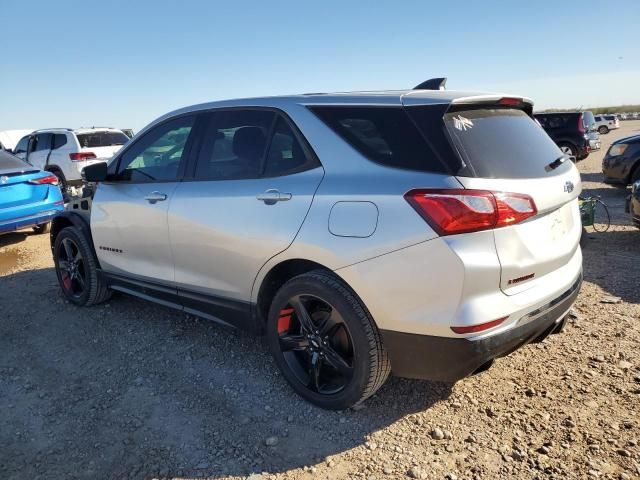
[1,0,639,132]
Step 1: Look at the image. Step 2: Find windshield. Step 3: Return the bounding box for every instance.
[440,108,572,179]
[76,131,129,148]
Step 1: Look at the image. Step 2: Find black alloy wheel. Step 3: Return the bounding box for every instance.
[53,226,112,306]
[277,294,355,395]
[56,236,86,299]
[267,270,390,410]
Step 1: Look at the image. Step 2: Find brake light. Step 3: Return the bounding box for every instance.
[498,97,522,106]
[577,113,585,134]
[28,174,59,185]
[451,316,508,334]
[69,152,96,161]
[404,189,537,235]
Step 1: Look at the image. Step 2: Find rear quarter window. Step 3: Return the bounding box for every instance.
[309,106,449,174]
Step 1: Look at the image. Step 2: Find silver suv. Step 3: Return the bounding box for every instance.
[50,88,583,409]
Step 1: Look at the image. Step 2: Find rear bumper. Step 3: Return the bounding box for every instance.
[0,209,62,234]
[380,273,582,382]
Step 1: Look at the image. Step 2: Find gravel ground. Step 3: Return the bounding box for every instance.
[1,122,639,480]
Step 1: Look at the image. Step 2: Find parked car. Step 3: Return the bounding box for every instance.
[51,88,583,409]
[594,114,620,134]
[0,150,64,234]
[121,129,135,139]
[627,180,640,228]
[534,111,592,160]
[602,133,640,185]
[13,128,129,192]
[0,129,33,152]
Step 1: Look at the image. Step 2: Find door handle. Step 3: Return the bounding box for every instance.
[256,189,292,205]
[144,191,168,204]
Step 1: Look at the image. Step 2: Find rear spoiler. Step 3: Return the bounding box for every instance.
[413,77,447,90]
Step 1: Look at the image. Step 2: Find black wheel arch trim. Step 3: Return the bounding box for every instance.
[50,212,99,265]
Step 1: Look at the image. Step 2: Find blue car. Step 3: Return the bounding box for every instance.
[0,150,64,234]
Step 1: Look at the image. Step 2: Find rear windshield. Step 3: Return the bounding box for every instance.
[76,131,129,148]
[441,108,570,178]
[0,150,31,170]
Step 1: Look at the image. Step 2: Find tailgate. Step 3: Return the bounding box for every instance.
[456,171,582,294]
[403,97,583,295]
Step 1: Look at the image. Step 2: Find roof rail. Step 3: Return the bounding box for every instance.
[413,77,447,91]
[32,128,73,133]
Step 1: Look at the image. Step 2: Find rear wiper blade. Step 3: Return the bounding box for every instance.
[545,154,570,172]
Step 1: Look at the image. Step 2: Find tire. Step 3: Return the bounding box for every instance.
[53,226,112,306]
[558,142,577,158]
[266,270,390,410]
[33,222,51,234]
[630,164,640,185]
[598,126,609,134]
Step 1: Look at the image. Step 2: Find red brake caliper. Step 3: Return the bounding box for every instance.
[277,308,294,334]
[62,272,72,291]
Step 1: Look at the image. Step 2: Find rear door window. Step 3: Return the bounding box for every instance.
[52,134,67,149]
[34,133,53,152]
[263,116,319,177]
[194,109,275,180]
[439,108,570,179]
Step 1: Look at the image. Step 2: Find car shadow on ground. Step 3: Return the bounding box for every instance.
[0,231,30,249]
[0,267,453,480]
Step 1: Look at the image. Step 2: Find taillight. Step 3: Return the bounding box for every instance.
[450,316,508,334]
[69,152,96,161]
[28,174,59,185]
[404,189,537,235]
[577,114,585,134]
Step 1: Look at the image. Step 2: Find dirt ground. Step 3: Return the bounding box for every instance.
[1,122,639,480]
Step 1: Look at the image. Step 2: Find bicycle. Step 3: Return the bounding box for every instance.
[579,195,611,233]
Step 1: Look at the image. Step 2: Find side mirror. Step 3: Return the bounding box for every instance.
[82,162,108,182]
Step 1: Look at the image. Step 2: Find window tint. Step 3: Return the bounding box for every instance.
[310,106,448,173]
[263,117,317,177]
[53,134,67,149]
[77,131,129,148]
[14,136,29,154]
[34,133,52,152]
[441,108,570,179]
[194,110,275,180]
[116,115,195,182]
[534,114,572,129]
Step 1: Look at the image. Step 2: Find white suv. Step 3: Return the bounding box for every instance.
[593,115,620,134]
[13,128,129,192]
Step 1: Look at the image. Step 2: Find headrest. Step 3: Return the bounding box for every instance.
[232,126,266,160]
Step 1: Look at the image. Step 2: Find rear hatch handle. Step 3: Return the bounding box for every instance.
[545,154,571,172]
